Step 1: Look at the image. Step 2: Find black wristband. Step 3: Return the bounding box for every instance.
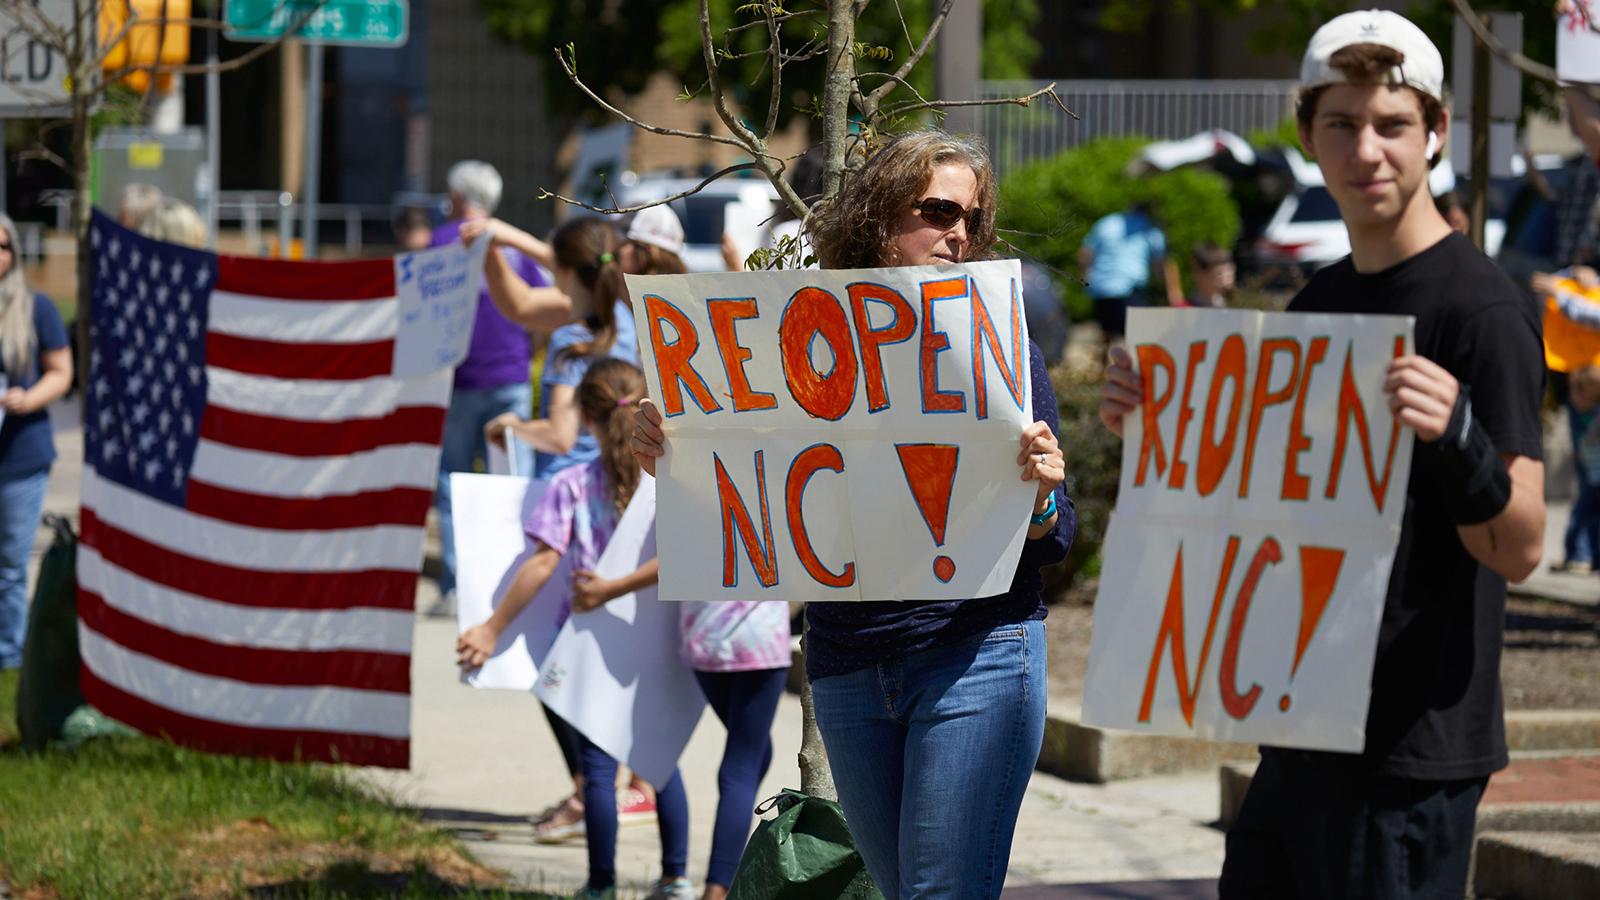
[1434,388,1511,525]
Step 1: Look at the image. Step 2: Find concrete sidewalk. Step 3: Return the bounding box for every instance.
[357,613,1227,895]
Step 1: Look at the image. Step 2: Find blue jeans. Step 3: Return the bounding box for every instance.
[0,467,50,669]
[695,666,790,888]
[434,381,533,597]
[579,735,689,890]
[810,620,1047,899]
[1567,403,1600,566]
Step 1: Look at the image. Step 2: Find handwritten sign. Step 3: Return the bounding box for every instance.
[1082,308,1415,752]
[1558,2,1600,85]
[626,260,1037,602]
[393,236,488,377]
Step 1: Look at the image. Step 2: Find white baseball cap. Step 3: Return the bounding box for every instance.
[1300,10,1444,103]
[627,204,686,257]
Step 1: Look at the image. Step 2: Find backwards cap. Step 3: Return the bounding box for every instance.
[1300,9,1444,103]
[626,204,686,258]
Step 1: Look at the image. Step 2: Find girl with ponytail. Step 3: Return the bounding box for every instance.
[459,359,690,900]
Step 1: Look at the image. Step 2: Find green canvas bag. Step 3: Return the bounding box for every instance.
[16,515,84,751]
[727,789,884,900]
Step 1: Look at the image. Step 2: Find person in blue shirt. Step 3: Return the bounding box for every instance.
[1077,202,1182,340]
[0,213,73,670]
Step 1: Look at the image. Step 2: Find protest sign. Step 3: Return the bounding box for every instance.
[394,237,490,377]
[626,260,1037,602]
[1541,280,1600,373]
[1082,308,1415,752]
[1558,2,1600,85]
[536,476,706,787]
[452,473,571,690]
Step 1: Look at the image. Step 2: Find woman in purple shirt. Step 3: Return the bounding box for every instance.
[632,131,1074,899]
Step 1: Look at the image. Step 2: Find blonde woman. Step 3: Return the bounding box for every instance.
[139,198,207,249]
[0,213,72,670]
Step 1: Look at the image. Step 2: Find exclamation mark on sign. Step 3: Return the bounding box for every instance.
[895,443,960,582]
[1280,545,1345,712]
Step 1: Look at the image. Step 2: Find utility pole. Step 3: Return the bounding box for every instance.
[935,0,982,136]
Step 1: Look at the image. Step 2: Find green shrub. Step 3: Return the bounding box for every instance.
[1044,352,1123,598]
[1000,137,1241,321]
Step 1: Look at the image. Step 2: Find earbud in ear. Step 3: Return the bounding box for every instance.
[1425,131,1439,158]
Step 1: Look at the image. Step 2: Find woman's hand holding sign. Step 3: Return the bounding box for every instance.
[632,398,666,477]
[1098,345,1142,438]
[1019,421,1064,534]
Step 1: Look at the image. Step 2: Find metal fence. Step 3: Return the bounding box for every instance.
[978,79,1299,175]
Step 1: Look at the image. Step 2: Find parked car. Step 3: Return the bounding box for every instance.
[616,173,780,272]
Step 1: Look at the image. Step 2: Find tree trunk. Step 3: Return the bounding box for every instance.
[70,0,94,399]
[795,0,858,802]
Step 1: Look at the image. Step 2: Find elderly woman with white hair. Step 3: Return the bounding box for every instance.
[0,213,72,671]
[426,160,556,616]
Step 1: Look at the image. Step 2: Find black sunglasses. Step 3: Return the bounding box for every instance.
[912,197,984,233]
[0,243,11,252]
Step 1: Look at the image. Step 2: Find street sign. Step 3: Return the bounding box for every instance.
[224,0,408,47]
[0,0,74,117]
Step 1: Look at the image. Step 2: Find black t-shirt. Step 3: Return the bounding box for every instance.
[1282,232,1544,780]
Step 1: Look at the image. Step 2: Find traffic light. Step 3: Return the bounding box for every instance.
[100,0,192,93]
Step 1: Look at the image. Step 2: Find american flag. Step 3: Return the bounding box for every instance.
[77,210,470,768]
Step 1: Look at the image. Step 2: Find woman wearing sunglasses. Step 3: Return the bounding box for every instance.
[0,214,72,673]
[633,130,1074,898]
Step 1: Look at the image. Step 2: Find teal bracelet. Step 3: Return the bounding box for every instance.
[1030,492,1057,527]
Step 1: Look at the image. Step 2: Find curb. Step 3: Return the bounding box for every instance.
[1038,706,1255,784]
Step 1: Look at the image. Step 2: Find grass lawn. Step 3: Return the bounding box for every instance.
[0,669,548,898]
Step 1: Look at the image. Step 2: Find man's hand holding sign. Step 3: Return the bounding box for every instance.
[626,259,1062,602]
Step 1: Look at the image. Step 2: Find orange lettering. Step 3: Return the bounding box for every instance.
[714,451,779,588]
[1137,537,1242,726]
[779,287,859,421]
[1324,337,1405,512]
[1196,334,1247,496]
[1167,341,1209,491]
[785,444,856,588]
[706,298,777,413]
[1219,536,1282,720]
[1281,337,1330,500]
[847,282,916,413]
[1238,338,1302,498]
[970,279,1025,419]
[643,293,722,417]
[1134,343,1176,487]
[920,277,967,413]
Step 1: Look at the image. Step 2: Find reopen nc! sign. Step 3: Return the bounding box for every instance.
[1083,308,1416,753]
[626,260,1038,603]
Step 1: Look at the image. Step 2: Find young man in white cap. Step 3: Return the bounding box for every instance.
[1100,10,1546,897]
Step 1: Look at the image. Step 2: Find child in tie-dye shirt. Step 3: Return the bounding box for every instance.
[457,360,691,900]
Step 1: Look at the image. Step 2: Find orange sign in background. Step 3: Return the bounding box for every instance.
[1541,279,1600,373]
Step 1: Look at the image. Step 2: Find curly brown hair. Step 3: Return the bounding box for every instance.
[576,358,647,516]
[808,130,999,269]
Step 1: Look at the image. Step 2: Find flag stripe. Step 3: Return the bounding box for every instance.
[80,625,410,737]
[206,367,451,423]
[206,332,395,381]
[78,548,413,653]
[216,254,396,302]
[210,292,397,343]
[83,471,425,572]
[80,509,417,611]
[189,438,439,497]
[198,405,445,458]
[185,480,433,531]
[80,667,410,768]
[80,590,410,693]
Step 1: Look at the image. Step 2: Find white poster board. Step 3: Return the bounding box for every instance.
[1558,3,1600,85]
[536,476,706,787]
[626,260,1036,602]
[451,473,571,690]
[393,237,489,377]
[1082,309,1415,753]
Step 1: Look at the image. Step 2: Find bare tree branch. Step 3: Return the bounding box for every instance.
[879,82,1077,122]
[1450,0,1600,101]
[537,163,766,215]
[762,1,783,139]
[862,0,954,112]
[725,6,820,35]
[553,46,749,150]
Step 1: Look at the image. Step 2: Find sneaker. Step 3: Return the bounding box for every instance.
[617,785,657,826]
[571,887,615,900]
[646,878,695,900]
[424,590,457,618]
[533,795,586,844]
